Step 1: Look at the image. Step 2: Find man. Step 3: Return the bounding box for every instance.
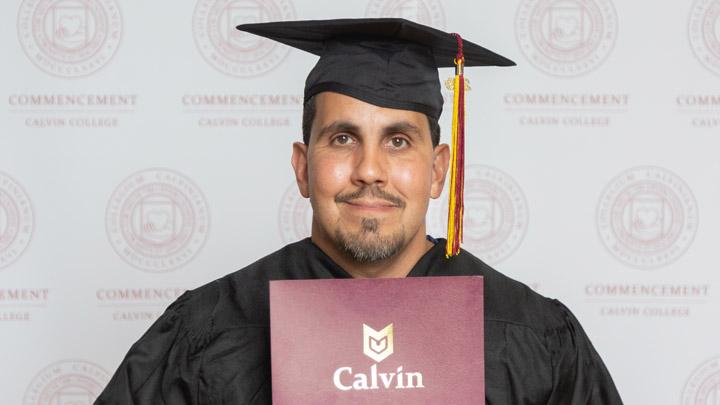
[95,19,623,404]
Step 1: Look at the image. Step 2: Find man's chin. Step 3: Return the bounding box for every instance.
[333,228,405,264]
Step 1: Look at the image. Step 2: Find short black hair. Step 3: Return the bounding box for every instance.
[302,96,440,147]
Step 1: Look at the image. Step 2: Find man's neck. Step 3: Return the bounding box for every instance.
[311,227,434,279]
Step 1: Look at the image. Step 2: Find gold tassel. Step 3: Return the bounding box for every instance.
[446,34,465,258]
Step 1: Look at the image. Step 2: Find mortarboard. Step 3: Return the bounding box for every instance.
[236,18,515,257]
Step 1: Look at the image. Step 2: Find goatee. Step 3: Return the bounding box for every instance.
[334,218,405,263]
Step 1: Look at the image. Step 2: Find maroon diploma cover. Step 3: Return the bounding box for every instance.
[270,276,484,404]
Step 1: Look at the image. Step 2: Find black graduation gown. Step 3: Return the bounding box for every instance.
[95,238,623,404]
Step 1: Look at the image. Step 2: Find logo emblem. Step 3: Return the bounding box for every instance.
[682,356,720,404]
[515,0,618,77]
[688,0,720,76]
[105,168,210,272]
[363,323,394,363]
[431,165,528,264]
[17,0,123,77]
[23,359,110,405]
[192,0,296,77]
[596,166,698,269]
[0,172,34,270]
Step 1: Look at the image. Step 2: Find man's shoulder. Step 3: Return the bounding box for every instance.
[169,239,314,331]
[454,249,568,333]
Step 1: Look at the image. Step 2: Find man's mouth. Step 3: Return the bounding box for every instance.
[344,199,399,210]
[335,186,406,209]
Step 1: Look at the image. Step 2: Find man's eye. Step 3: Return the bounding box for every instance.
[333,134,353,145]
[389,137,409,148]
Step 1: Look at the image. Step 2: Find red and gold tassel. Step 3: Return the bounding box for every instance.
[446,33,465,258]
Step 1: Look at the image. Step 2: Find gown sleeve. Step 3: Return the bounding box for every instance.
[94,291,214,405]
[545,300,624,405]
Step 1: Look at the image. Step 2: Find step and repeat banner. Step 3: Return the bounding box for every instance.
[1,0,719,404]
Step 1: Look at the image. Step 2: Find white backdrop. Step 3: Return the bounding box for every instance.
[2,0,720,404]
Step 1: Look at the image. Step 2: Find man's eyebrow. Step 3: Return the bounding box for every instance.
[317,121,361,138]
[383,121,424,138]
[316,120,425,139]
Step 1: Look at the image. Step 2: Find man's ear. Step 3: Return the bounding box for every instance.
[430,143,450,199]
[291,141,310,198]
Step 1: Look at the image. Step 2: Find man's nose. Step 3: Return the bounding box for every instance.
[350,144,387,187]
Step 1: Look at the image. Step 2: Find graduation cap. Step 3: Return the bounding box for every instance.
[236,18,515,258]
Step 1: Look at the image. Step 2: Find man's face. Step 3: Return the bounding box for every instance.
[292,92,449,263]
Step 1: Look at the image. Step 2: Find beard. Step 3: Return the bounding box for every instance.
[334,218,406,263]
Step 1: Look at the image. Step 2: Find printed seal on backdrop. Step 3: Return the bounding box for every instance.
[432,165,528,265]
[17,0,122,78]
[682,356,720,404]
[193,0,296,77]
[365,0,446,29]
[596,166,698,270]
[105,168,210,273]
[23,360,110,405]
[0,172,34,270]
[278,182,312,244]
[515,0,618,77]
[689,0,720,76]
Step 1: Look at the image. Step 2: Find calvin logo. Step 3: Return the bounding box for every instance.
[363,323,393,362]
[333,323,425,391]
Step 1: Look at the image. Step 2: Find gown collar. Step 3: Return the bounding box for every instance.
[303,236,448,279]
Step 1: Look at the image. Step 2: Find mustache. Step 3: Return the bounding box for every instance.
[335,186,406,208]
